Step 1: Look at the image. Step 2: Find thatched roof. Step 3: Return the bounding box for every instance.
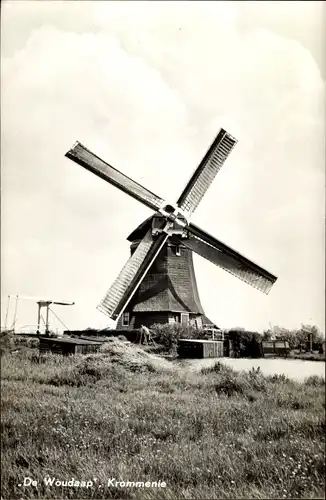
[202,315,220,329]
[127,217,204,314]
[127,216,153,242]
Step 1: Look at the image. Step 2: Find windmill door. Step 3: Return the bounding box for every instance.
[180,313,189,325]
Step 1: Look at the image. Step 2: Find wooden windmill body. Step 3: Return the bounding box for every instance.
[115,217,206,329]
[65,129,277,329]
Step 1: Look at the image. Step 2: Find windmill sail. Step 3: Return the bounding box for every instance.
[98,225,169,320]
[177,129,237,216]
[183,224,277,294]
[65,142,165,211]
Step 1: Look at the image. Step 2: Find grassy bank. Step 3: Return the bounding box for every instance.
[288,351,325,362]
[1,341,325,499]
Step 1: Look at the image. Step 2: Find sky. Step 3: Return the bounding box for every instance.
[1,1,325,334]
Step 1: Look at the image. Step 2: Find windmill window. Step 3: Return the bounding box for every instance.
[195,316,203,329]
[175,245,181,256]
[122,312,130,326]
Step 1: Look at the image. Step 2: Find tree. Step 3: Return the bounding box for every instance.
[228,329,263,358]
[300,324,324,344]
[262,330,272,341]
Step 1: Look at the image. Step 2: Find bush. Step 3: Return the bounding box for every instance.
[0,330,14,356]
[228,329,263,358]
[150,323,207,351]
[13,335,40,349]
[0,331,40,355]
[267,373,290,384]
[305,375,325,387]
[201,360,233,375]
[213,367,267,397]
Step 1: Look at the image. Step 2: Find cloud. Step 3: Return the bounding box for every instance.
[1,1,324,332]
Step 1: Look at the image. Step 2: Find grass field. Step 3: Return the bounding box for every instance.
[1,340,325,499]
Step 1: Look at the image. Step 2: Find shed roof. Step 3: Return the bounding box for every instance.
[179,339,223,344]
[41,337,102,345]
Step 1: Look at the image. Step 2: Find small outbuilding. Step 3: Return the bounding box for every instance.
[262,339,290,357]
[177,339,224,358]
[39,337,102,355]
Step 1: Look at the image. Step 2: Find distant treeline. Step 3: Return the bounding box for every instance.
[261,324,325,350]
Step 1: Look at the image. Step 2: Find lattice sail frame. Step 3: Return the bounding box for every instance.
[65,142,165,211]
[182,226,276,295]
[177,129,237,216]
[98,225,169,320]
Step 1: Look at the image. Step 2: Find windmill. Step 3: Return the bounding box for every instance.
[65,128,277,329]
